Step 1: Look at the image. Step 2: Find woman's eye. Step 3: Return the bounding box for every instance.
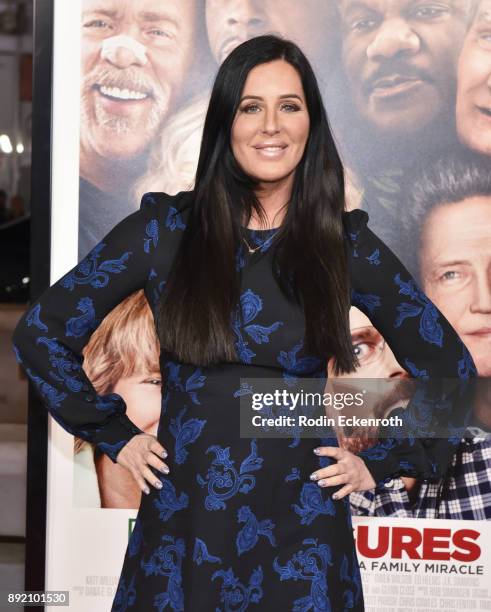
[281,103,300,112]
[478,30,491,49]
[241,104,261,113]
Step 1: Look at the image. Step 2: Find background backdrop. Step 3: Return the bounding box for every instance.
[35,1,491,610]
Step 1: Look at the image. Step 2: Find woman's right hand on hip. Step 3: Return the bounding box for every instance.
[115,433,170,495]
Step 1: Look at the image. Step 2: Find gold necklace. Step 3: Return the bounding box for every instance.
[242,230,277,254]
[242,236,263,254]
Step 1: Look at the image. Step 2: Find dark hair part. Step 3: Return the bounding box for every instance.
[403,150,491,280]
[157,35,356,374]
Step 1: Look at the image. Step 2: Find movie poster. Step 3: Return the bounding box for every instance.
[44,1,490,610]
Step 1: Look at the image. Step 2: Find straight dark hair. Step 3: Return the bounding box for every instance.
[157,35,356,374]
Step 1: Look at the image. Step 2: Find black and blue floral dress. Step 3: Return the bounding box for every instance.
[12,190,476,611]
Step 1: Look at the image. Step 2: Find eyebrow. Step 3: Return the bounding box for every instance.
[426,259,472,272]
[82,9,179,22]
[433,259,471,265]
[239,94,304,102]
[351,327,380,340]
[341,1,378,17]
[82,8,118,19]
[138,10,179,22]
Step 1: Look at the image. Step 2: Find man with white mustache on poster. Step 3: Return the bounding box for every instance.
[79,0,198,257]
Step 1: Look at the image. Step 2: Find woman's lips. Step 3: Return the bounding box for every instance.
[253,144,288,159]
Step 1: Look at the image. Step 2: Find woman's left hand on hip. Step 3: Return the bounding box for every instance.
[309,446,377,499]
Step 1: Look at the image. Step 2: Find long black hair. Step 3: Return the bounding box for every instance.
[157,35,357,374]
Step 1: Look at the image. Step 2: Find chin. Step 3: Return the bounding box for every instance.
[373,116,433,136]
[251,169,296,184]
[95,137,150,162]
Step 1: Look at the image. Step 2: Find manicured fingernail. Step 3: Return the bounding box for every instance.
[318,479,326,487]
[313,448,321,454]
[332,493,339,500]
[162,450,168,458]
[144,487,150,495]
[155,480,162,489]
[309,472,318,481]
[161,465,170,474]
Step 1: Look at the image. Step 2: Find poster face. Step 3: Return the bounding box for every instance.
[44,1,490,610]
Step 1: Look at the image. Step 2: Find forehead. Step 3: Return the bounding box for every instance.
[473,0,491,24]
[82,0,185,18]
[349,307,372,329]
[242,61,304,93]
[338,0,459,15]
[422,198,491,251]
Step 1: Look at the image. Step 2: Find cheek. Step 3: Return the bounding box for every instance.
[296,119,310,145]
[430,287,466,328]
[231,123,251,156]
[152,55,184,85]
[206,15,221,45]
[125,388,161,429]
[423,281,445,309]
[465,63,491,93]
[81,44,100,72]
[343,40,366,78]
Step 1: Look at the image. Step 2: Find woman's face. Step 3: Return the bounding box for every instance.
[456,0,491,156]
[230,59,310,189]
[112,370,162,435]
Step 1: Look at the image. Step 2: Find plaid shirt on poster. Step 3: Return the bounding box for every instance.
[350,436,491,520]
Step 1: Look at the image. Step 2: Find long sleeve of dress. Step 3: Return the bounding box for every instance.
[12,194,161,463]
[343,208,478,486]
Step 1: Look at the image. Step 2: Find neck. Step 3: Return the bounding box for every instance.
[95,453,141,509]
[80,146,147,196]
[249,174,293,229]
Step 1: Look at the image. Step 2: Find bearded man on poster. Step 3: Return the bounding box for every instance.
[78,0,199,258]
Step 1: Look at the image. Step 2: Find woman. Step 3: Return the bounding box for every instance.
[13,36,475,611]
[75,289,161,509]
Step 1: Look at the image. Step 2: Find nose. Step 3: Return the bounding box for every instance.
[366,19,420,61]
[107,47,140,69]
[470,271,491,314]
[100,35,147,69]
[379,345,409,378]
[226,0,266,35]
[261,106,280,135]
